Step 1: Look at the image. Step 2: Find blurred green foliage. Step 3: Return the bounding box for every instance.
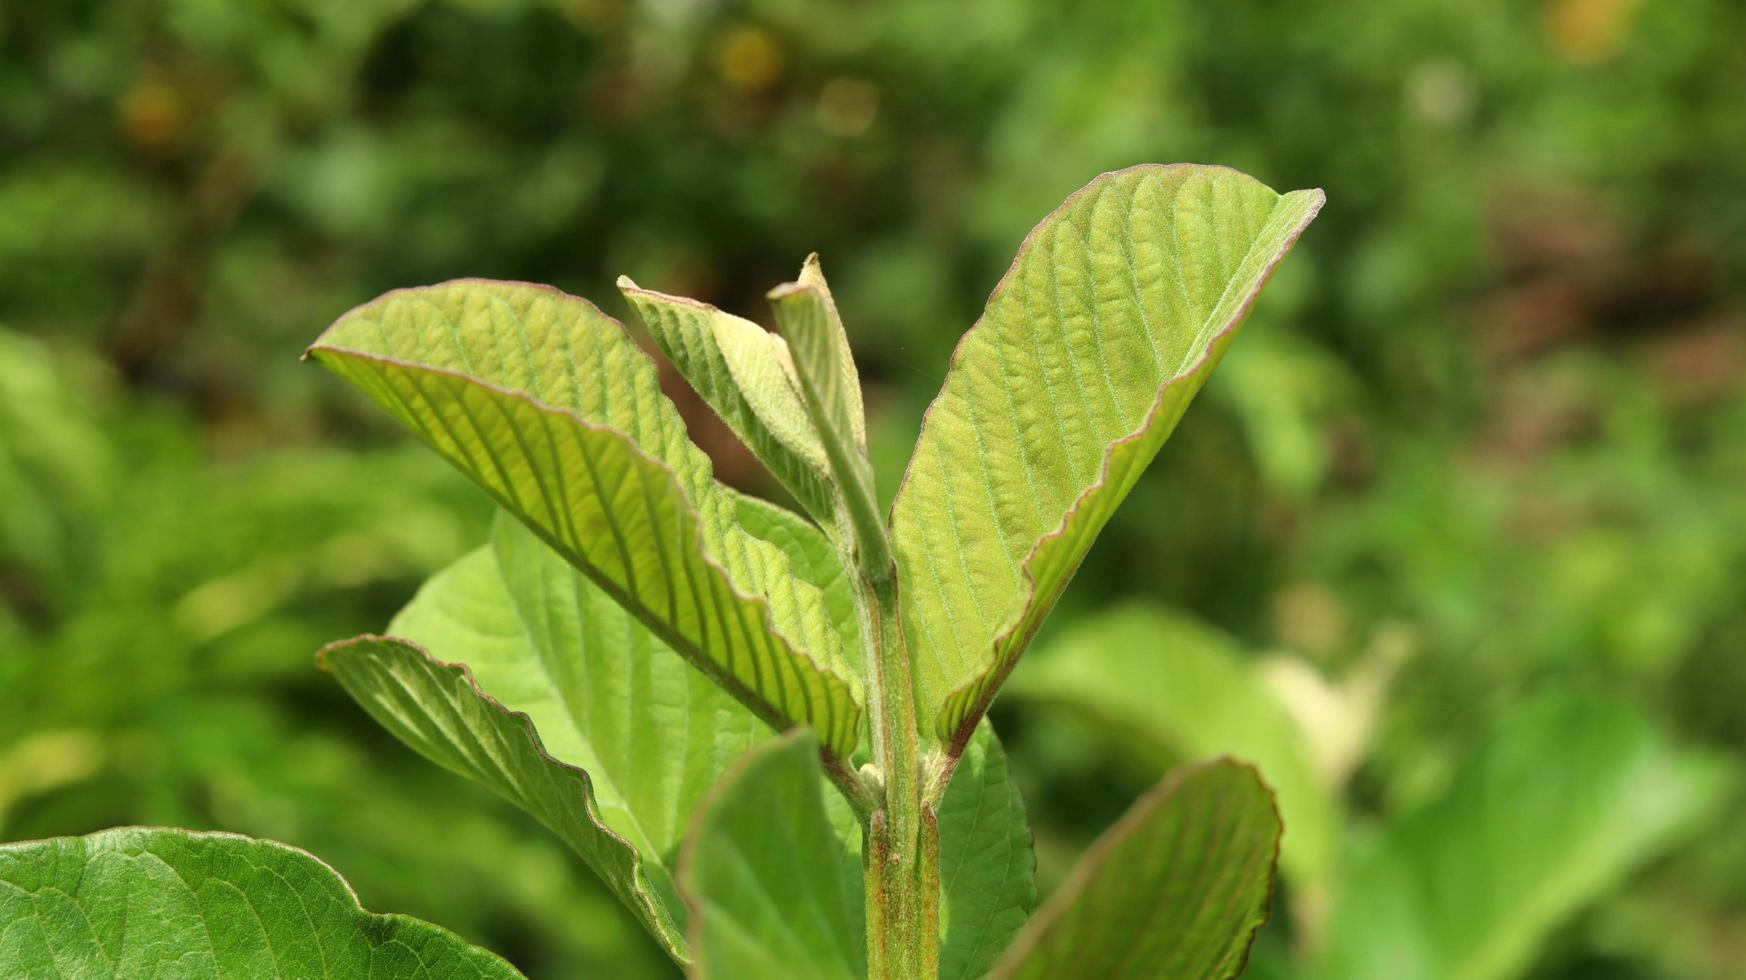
[2,0,1743,976]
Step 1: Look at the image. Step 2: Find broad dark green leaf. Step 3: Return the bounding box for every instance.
[988,759,1280,980]
[0,828,522,978]
[938,723,1038,980]
[1310,693,1731,980]
[1007,602,1336,887]
[308,280,863,758]
[680,729,865,980]
[888,165,1323,749]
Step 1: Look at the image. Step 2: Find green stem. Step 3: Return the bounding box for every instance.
[856,571,938,978]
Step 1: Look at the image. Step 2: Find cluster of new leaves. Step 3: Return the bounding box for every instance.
[0,165,1321,977]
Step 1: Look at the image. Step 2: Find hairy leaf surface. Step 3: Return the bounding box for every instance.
[618,277,837,523]
[0,828,522,978]
[307,280,862,757]
[889,165,1323,748]
[988,759,1279,980]
[681,730,865,980]
[1310,693,1731,980]
[1007,602,1335,886]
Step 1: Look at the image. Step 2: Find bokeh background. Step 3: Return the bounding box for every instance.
[3,0,1743,976]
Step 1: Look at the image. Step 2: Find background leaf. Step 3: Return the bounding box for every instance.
[1006,602,1337,887]
[938,723,1038,980]
[308,280,863,758]
[988,758,1280,980]
[887,165,1324,749]
[0,827,523,978]
[1309,692,1733,980]
[680,729,865,980]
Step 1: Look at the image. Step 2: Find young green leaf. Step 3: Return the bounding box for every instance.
[768,260,890,579]
[680,729,866,980]
[1310,693,1732,980]
[306,280,863,758]
[888,165,1323,751]
[730,489,862,672]
[617,277,837,523]
[938,723,1038,980]
[987,759,1280,980]
[0,828,522,978]
[1006,602,1336,887]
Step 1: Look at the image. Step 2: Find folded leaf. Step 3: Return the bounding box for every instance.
[1006,602,1336,887]
[1310,693,1732,980]
[681,729,865,980]
[938,723,1038,980]
[307,280,863,758]
[769,258,888,575]
[0,827,522,978]
[888,165,1323,749]
[988,759,1280,980]
[618,276,837,523]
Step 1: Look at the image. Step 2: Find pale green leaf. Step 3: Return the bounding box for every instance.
[1310,693,1732,980]
[618,276,836,523]
[888,165,1323,749]
[681,729,865,980]
[1006,602,1336,887]
[0,828,522,978]
[938,723,1038,980]
[307,280,863,758]
[988,758,1280,980]
[729,490,861,674]
[768,258,889,577]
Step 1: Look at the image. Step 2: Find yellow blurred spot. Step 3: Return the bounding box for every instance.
[0,731,105,827]
[119,80,185,153]
[818,77,879,137]
[1542,0,1643,64]
[714,26,784,93]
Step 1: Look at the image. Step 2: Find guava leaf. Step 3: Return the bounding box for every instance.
[988,759,1279,980]
[0,827,522,978]
[768,258,888,574]
[729,490,861,673]
[938,723,1038,980]
[618,276,837,524]
[1006,602,1336,887]
[887,165,1323,749]
[1310,693,1732,980]
[307,280,863,758]
[680,729,865,980]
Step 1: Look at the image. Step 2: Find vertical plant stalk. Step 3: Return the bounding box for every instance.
[856,571,939,978]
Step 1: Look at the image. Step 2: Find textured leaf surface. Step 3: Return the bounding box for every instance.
[1007,602,1336,886]
[1310,693,1731,980]
[768,257,886,572]
[938,723,1037,980]
[681,730,864,980]
[0,828,522,978]
[729,491,861,673]
[307,280,862,757]
[618,277,836,523]
[988,759,1279,980]
[888,165,1323,747]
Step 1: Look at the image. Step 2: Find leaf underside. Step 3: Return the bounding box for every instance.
[988,759,1280,980]
[889,165,1324,748]
[0,828,522,979]
[680,729,865,980]
[307,280,864,758]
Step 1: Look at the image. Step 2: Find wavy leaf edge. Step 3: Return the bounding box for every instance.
[305,281,865,760]
[315,632,686,958]
[906,166,1327,755]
